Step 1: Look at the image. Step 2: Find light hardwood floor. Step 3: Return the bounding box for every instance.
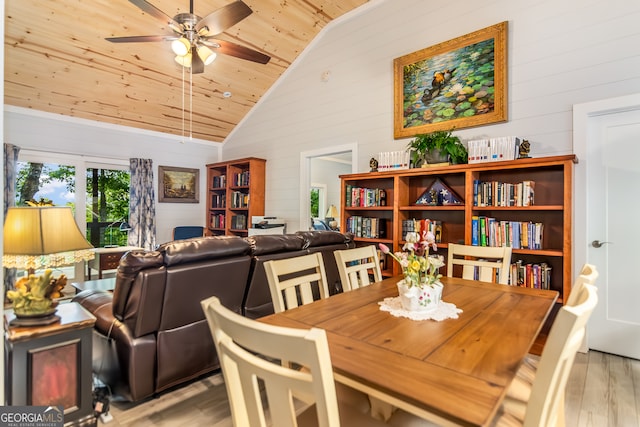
[106,350,639,426]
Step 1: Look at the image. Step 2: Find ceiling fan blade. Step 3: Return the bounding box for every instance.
[106,35,177,43]
[203,39,271,64]
[191,46,205,74]
[129,0,183,32]
[195,1,253,37]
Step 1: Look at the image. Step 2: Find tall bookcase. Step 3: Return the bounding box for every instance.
[206,157,266,236]
[340,155,576,306]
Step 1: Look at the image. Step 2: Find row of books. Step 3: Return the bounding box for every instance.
[231,214,247,230]
[232,171,250,187]
[345,216,387,239]
[231,191,249,208]
[473,180,535,207]
[211,194,226,209]
[401,219,442,243]
[459,260,551,289]
[509,261,552,290]
[472,216,544,249]
[467,136,522,164]
[377,151,410,171]
[212,175,226,188]
[345,185,387,207]
[210,214,225,229]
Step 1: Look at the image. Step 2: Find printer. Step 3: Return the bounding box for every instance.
[248,216,286,236]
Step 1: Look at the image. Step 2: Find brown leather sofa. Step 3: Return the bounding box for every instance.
[73,231,353,402]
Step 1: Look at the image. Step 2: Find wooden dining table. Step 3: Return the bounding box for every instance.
[259,275,558,427]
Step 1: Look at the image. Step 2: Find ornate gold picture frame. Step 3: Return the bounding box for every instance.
[158,166,199,203]
[394,21,508,139]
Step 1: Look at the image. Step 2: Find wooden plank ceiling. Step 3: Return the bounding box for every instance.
[4,0,368,143]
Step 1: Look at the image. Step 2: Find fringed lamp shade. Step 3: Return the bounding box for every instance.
[3,206,95,270]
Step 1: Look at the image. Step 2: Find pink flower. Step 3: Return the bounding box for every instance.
[378,243,391,254]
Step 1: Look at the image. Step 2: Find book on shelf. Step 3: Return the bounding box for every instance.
[473,179,535,207]
[345,185,387,207]
[231,214,247,230]
[211,194,226,208]
[467,136,522,164]
[471,216,479,246]
[471,217,544,250]
[231,191,250,208]
[212,175,226,188]
[233,171,250,186]
[509,260,551,289]
[210,213,225,229]
[346,216,386,239]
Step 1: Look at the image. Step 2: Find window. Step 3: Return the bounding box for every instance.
[86,168,130,248]
[16,151,129,280]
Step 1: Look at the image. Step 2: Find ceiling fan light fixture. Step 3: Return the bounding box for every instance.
[197,45,217,65]
[175,53,192,68]
[171,37,191,56]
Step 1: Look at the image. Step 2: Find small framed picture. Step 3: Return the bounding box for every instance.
[158,166,200,203]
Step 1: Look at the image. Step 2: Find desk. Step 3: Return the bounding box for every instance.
[5,302,97,426]
[87,246,141,279]
[260,276,558,427]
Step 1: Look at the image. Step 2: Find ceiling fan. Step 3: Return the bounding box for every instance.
[106,0,271,73]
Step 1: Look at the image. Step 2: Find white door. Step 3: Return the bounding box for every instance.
[585,107,640,360]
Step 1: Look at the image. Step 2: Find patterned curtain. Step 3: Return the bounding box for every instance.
[4,143,21,291]
[128,158,156,250]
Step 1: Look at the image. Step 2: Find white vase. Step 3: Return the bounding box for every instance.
[397,279,443,312]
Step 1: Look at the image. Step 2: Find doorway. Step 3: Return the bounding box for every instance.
[300,144,358,231]
[574,93,640,359]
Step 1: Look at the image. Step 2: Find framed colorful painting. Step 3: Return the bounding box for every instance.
[394,21,508,139]
[158,166,200,203]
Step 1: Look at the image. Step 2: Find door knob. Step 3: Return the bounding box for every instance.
[591,240,611,248]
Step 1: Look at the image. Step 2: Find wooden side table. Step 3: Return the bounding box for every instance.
[71,278,116,294]
[86,246,141,279]
[5,302,97,427]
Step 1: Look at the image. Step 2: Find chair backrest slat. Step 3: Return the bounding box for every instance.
[334,245,382,292]
[264,252,330,313]
[447,243,512,285]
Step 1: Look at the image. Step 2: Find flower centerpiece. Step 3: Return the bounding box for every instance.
[379,230,445,311]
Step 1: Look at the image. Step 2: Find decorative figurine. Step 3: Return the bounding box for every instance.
[369,157,378,172]
[518,139,531,159]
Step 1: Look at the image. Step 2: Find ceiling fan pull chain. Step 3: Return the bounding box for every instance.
[181,65,186,144]
[190,66,193,140]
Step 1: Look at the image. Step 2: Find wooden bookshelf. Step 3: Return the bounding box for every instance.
[206,158,266,237]
[340,155,577,305]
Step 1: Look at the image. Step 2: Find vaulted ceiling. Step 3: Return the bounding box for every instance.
[4,0,368,143]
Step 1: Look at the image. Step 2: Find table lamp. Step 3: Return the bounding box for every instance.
[325,204,339,230]
[3,206,95,324]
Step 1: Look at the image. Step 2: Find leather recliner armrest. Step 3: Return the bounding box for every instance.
[72,289,157,402]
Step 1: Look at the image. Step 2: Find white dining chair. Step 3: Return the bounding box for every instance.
[264,252,330,313]
[446,243,512,284]
[386,282,598,427]
[334,245,382,292]
[264,252,372,413]
[518,263,599,388]
[200,296,389,427]
[566,263,598,307]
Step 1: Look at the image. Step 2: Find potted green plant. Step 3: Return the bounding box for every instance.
[406,129,468,166]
